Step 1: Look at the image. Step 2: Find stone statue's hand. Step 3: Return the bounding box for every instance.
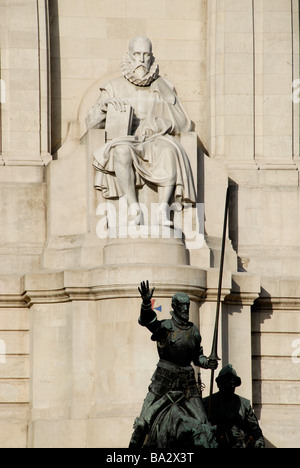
[143,127,155,138]
[101,98,128,113]
[138,280,155,305]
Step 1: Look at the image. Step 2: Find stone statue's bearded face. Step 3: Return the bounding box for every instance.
[122,36,159,87]
[128,37,153,79]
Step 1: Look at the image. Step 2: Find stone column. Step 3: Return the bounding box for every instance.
[254,0,296,168]
[199,268,232,397]
[206,0,255,165]
[223,272,261,402]
[200,269,260,403]
[0,0,51,166]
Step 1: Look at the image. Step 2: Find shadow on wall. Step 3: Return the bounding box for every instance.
[252,287,275,447]
[49,0,61,156]
[252,288,273,415]
[228,178,243,270]
[221,280,275,447]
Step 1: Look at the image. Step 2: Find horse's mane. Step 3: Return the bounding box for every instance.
[144,400,217,449]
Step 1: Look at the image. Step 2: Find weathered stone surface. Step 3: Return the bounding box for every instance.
[0,0,298,449]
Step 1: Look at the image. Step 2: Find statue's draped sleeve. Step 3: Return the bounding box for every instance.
[85,83,114,130]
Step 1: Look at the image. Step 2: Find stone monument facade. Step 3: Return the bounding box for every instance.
[0,0,298,448]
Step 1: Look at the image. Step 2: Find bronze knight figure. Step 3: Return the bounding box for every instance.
[129,281,218,448]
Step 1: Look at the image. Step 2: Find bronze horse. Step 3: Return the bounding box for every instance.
[143,391,218,449]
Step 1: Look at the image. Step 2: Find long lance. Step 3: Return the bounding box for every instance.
[207,186,230,419]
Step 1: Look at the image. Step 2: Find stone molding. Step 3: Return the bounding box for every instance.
[0,264,262,308]
[21,265,207,306]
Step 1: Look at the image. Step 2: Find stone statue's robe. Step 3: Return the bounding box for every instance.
[86,76,196,206]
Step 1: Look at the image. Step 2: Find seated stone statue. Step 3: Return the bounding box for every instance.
[203,364,265,448]
[86,36,196,226]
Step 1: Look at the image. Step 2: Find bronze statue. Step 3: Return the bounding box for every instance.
[129,281,218,448]
[203,364,265,448]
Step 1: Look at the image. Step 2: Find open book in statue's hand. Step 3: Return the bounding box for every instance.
[105,102,133,140]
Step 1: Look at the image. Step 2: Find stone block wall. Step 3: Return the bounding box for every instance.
[252,277,300,448]
[0,0,299,448]
[49,0,208,151]
[0,277,29,448]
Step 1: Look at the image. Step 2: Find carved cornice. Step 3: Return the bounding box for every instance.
[0,294,28,308]
[204,288,232,303]
[17,264,208,307]
[253,296,300,311]
[21,283,207,307]
[22,289,72,307]
[0,265,267,309]
[224,291,261,306]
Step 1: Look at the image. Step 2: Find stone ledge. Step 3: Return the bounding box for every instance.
[225,271,261,306]
[0,264,264,307]
[0,266,260,309]
[254,276,300,310]
[22,264,208,305]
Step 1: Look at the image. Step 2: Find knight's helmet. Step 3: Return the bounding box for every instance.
[216,364,241,387]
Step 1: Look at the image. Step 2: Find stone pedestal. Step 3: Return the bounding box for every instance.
[104,227,189,265]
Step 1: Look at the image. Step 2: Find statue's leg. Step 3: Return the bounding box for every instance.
[157,186,175,226]
[156,143,177,226]
[129,392,158,448]
[113,145,144,225]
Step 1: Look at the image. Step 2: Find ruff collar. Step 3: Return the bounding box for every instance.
[121,52,159,87]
